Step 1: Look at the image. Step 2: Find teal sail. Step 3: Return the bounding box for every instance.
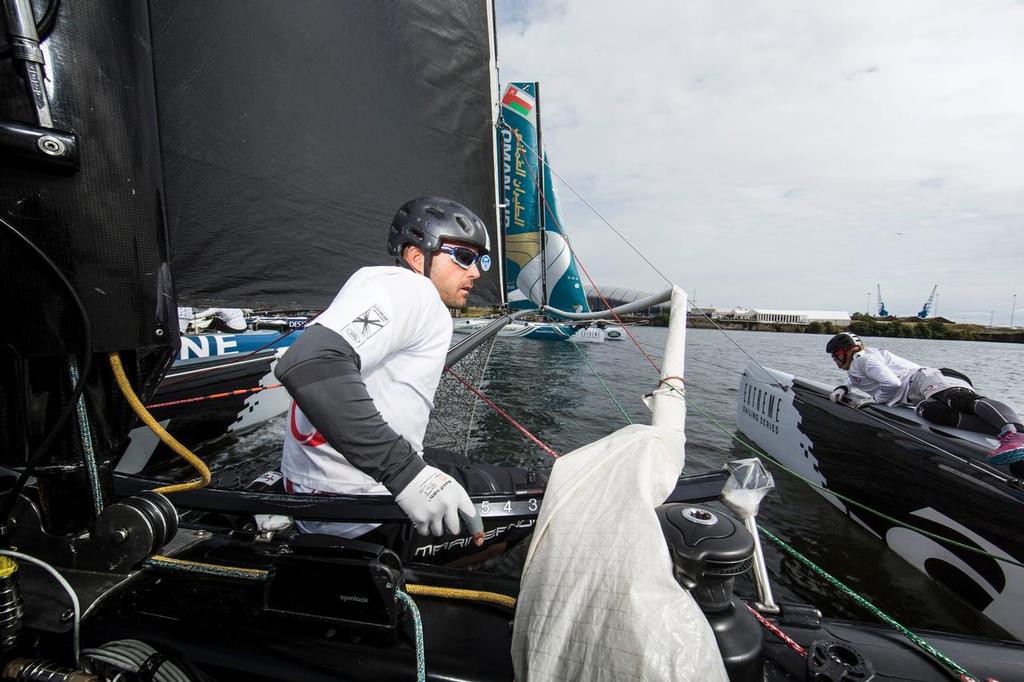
[499,82,590,314]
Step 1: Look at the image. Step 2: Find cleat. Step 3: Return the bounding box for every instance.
[988,431,1024,465]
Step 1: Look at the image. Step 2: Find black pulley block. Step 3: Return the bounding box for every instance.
[806,639,875,681]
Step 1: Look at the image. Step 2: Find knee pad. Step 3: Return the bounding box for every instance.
[930,387,978,412]
[917,399,959,427]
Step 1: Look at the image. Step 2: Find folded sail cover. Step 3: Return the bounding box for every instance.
[512,423,727,681]
[152,2,502,309]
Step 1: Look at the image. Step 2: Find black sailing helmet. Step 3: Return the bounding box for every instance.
[387,196,491,277]
[825,332,863,355]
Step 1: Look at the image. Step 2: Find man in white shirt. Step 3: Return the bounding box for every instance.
[826,332,1024,465]
[274,196,494,542]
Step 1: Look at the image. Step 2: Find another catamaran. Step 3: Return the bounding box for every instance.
[4,2,1024,680]
[736,364,1024,640]
[453,82,594,341]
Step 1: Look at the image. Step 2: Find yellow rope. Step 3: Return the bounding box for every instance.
[109,352,211,493]
[405,583,517,610]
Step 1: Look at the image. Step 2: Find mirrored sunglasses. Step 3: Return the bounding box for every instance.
[437,245,481,270]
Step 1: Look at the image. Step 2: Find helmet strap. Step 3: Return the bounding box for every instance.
[398,245,433,278]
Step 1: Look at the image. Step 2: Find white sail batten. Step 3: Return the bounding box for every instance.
[541,287,672,320]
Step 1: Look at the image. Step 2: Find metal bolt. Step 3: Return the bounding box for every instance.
[60,608,73,622]
[37,135,67,157]
[113,529,129,543]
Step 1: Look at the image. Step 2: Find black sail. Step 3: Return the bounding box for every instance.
[151,1,502,309]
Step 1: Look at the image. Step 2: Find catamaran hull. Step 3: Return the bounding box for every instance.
[736,365,1024,640]
[119,332,299,474]
[452,318,576,341]
[78,495,1024,682]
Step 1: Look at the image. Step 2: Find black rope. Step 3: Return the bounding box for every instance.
[0,214,92,532]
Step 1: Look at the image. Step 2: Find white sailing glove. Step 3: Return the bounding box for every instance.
[395,465,480,538]
[829,386,849,403]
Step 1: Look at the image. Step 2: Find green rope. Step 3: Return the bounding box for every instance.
[759,526,978,682]
[568,338,633,424]
[396,591,426,682]
[683,392,1024,570]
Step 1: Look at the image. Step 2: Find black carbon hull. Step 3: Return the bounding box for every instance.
[737,365,1024,640]
[32,521,1023,682]
[118,349,290,475]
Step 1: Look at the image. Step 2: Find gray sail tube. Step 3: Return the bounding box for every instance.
[541,288,673,321]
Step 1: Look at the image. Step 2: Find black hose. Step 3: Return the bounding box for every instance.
[0,214,92,533]
[0,0,60,59]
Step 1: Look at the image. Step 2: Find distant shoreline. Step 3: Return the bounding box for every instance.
[668,315,1024,344]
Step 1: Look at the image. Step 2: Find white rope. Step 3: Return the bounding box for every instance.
[0,550,80,665]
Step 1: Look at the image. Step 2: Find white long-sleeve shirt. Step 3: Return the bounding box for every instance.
[843,348,923,406]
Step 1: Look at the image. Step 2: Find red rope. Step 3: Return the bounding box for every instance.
[746,605,806,658]
[145,383,283,410]
[445,368,559,459]
[510,130,662,373]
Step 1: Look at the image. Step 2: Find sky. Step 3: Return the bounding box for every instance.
[495,1,1024,325]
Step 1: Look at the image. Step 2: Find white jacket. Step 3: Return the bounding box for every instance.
[844,347,922,406]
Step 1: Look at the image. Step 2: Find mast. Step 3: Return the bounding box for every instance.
[534,81,548,307]
[486,0,506,303]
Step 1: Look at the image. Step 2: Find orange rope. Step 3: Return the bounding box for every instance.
[145,383,283,410]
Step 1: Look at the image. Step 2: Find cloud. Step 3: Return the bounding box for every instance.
[495,1,1024,323]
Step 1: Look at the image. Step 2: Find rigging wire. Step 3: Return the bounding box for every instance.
[499,120,787,390]
[445,368,559,459]
[505,125,662,374]
[759,527,979,682]
[489,122,1023,570]
[567,339,633,425]
[554,323,1024,570]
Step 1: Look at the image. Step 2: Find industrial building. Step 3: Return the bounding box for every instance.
[584,287,850,326]
[701,307,850,326]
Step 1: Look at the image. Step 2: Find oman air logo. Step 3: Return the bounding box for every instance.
[501,84,536,125]
[342,304,391,348]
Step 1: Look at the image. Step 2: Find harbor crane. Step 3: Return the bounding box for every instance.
[917,284,938,318]
[876,284,889,317]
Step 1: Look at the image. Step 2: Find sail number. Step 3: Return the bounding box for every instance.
[476,498,539,517]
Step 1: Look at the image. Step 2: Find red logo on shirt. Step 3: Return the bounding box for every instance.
[290,403,326,447]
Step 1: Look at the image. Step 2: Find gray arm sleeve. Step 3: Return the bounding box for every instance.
[274,323,426,495]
